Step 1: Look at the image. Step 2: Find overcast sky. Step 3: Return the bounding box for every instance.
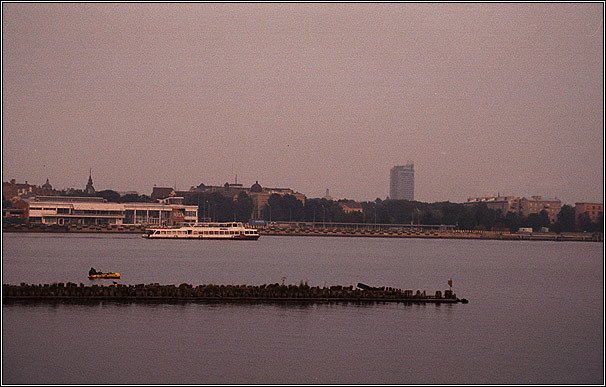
[2,3,604,204]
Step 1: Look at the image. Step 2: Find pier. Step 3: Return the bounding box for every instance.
[3,283,468,304]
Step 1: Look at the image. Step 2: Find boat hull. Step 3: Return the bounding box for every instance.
[145,234,259,240]
[88,273,121,279]
[145,222,260,240]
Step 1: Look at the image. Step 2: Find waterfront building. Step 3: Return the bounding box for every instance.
[519,196,561,223]
[123,199,197,226]
[339,200,364,214]
[151,187,175,200]
[574,202,603,224]
[2,179,35,200]
[22,196,197,226]
[465,196,520,215]
[3,178,60,200]
[389,164,414,201]
[466,195,562,222]
[26,196,122,226]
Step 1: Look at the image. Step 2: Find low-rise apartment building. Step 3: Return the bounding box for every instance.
[575,202,603,224]
[465,196,520,215]
[466,195,562,222]
[518,196,562,223]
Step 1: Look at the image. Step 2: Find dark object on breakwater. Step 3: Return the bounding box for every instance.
[88,267,121,279]
[3,283,468,304]
[357,282,385,291]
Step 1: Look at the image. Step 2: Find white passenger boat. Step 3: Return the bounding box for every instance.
[145,222,260,240]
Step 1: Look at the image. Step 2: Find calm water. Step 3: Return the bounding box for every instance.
[2,233,604,384]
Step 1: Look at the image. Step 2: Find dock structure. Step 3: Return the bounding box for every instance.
[3,283,468,304]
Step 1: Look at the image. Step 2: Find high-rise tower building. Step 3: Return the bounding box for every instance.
[389,164,414,200]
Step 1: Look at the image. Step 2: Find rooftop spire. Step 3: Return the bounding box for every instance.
[85,169,95,194]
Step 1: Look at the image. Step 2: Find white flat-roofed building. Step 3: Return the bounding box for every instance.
[123,201,198,226]
[27,197,125,226]
[25,196,197,226]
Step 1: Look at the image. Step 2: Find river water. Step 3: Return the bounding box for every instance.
[2,233,603,384]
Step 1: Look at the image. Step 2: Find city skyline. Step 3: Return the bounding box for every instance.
[4,171,600,208]
[2,3,604,205]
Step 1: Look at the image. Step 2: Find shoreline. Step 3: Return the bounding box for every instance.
[2,224,602,242]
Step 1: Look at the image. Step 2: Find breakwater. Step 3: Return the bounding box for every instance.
[3,283,468,304]
[260,227,603,242]
[2,223,601,242]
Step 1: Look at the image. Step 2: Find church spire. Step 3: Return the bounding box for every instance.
[85,169,95,194]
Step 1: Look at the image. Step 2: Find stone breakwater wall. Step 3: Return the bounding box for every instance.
[260,228,603,242]
[3,283,467,304]
[3,223,601,242]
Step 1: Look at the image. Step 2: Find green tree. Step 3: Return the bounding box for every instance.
[302,198,342,224]
[473,203,497,230]
[439,202,463,226]
[234,192,254,222]
[96,190,121,203]
[195,192,234,222]
[303,198,323,222]
[120,193,155,203]
[524,210,551,231]
[383,199,416,224]
[457,206,477,230]
[282,194,304,221]
[263,194,284,221]
[593,215,604,233]
[552,205,576,233]
[503,211,523,232]
[577,213,603,233]
[3,198,13,209]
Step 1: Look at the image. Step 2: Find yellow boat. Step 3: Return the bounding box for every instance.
[88,272,121,279]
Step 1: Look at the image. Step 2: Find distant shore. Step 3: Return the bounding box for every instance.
[2,223,602,242]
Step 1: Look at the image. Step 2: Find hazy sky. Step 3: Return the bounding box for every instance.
[2,3,604,204]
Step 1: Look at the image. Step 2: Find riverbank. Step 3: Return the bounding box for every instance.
[3,283,468,304]
[2,223,602,242]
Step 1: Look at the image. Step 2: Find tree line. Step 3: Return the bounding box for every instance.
[182,192,601,233]
[4,189,602,233]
